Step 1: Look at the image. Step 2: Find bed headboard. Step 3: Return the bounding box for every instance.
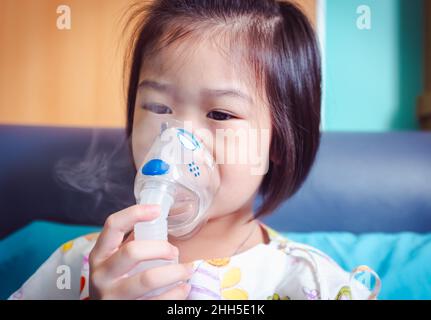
[1,124,430,239]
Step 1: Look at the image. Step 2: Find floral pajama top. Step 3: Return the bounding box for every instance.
[9,223,381,300]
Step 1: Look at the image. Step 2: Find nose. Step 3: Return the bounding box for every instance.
[172,114,215,159]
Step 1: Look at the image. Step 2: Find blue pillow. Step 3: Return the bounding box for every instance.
[284,232,431,299]
[0,221,100,300]
[1,221,430,299]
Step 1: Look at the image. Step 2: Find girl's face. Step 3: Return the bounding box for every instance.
[132,38,272,220]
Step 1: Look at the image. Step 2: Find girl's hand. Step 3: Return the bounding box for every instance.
[88,204,193,300]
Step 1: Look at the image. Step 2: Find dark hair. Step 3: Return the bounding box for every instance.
[123,0,321,218]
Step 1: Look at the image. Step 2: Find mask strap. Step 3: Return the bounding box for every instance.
[349,265,381,300]
[286,244,325,299]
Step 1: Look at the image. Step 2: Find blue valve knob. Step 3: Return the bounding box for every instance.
[142,159,170,176]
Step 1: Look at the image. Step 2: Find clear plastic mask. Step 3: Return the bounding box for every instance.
[134,119,220,239]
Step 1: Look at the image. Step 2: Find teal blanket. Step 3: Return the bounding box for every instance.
[1,221,430,299]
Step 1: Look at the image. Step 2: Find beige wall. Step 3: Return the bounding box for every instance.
[293,0,316,27]
[0,0,316,128]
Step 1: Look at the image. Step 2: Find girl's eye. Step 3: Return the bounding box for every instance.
[207,110,235,121]
[142,103,173,114]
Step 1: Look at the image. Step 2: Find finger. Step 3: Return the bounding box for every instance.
[91,204,160,265]
[113,263,194,300]
[121,230,135,246]
[99,240,179,279]
[147,282,192,300]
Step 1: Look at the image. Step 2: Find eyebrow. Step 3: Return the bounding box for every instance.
[138,80,175,93]
[202,88,253,103]
[138,79,253,103]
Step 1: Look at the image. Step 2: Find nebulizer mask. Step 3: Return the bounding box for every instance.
[130,119,220,295]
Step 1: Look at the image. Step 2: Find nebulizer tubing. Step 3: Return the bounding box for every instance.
[132,180,177,298]
[129,119,220,298]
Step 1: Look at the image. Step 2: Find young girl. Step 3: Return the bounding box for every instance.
[9,0,380,300]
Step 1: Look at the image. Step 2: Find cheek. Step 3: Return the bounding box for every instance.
[205,121,272,217]
[207,164,265,218]
[208,136,271,217]
[131,111,167,168]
